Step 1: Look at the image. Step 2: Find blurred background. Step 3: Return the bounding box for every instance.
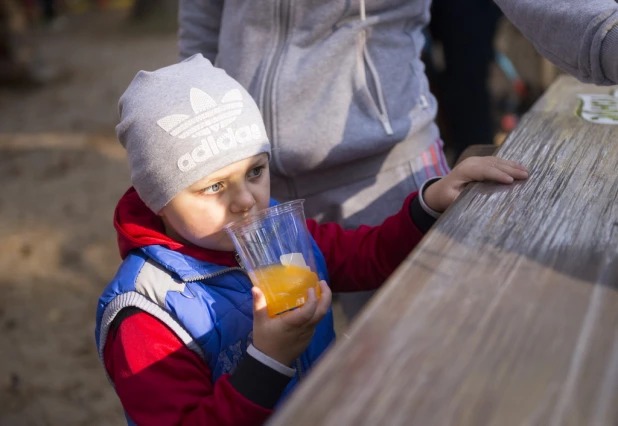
[0,1,560,425]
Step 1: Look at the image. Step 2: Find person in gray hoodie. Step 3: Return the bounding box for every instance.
[495,0,618,86]
[179,0,451,320]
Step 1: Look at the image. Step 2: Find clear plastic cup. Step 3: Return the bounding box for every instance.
[224,200,321,317]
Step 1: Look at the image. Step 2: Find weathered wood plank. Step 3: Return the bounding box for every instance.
[268,76,618,426]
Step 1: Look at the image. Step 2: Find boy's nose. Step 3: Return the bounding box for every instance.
[230,188,256,214]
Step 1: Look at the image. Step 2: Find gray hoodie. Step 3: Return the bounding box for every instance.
[495,0,618,86]
[179,0,439,179]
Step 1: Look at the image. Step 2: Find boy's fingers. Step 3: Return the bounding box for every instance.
[493,157,529,172]
[281,288,319,327]
[482,164,514,184]
[511,162,529,172]
[252,286,269,321]
[308,281,332,325]
[495,162,529,180]
[492,157,528,176]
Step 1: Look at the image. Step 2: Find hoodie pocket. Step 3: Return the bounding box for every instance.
[357,30,394,135]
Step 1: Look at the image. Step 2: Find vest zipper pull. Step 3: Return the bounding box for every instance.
[234,252,247,272]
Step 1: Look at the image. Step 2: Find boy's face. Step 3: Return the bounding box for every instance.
[159,153,270,251]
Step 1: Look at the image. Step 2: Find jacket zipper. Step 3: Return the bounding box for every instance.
[184,267,245,283]
[261,0,292,175]
[185,251,248,283]
[234,252,247,272]
[295,357,304,380]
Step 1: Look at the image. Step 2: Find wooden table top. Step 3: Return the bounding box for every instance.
[268,76,618,426]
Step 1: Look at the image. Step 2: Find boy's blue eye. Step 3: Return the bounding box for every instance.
[248,166,264,178]
[203,182,223,194]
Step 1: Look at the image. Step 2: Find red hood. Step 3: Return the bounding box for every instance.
[114,187,237,267]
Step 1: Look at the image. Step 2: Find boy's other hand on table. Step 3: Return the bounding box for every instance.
[424,156,529,213]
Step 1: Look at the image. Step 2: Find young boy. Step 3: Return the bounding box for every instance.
[95,54,528,426]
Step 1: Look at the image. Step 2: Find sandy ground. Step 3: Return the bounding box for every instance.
[0,11,177,425]
[0,10,547,425]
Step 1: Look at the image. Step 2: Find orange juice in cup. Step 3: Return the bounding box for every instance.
[251,263,321,317]
[225,200,321,317]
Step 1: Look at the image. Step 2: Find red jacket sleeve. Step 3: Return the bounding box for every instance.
[308,192,424,293]
[104,312,272,426]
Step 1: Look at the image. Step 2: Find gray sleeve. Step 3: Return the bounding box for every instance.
[494,0,618,86]
[178,0,224,63]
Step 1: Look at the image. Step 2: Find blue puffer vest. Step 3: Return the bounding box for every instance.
[95,236,335,424]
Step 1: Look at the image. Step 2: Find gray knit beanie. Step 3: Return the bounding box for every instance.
[116,54,271,213]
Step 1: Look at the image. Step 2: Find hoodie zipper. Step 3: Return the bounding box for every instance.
[261,0,292,176]
[358,1,393,136]
[359,30,394,136]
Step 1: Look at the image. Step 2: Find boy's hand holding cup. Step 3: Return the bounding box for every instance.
[252,280,331,366]
[225,199,331,366]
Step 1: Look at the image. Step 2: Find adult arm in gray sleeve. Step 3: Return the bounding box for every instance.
[494,0,618,86]
[178,0,223,62]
